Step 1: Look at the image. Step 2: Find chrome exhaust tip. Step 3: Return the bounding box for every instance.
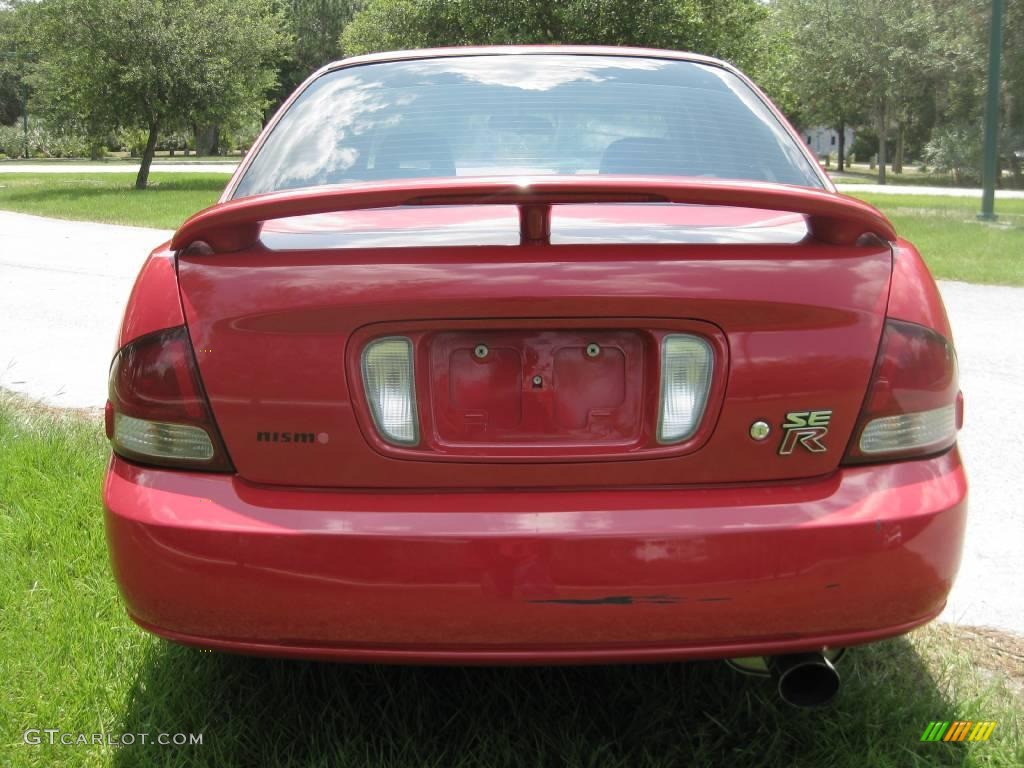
[767,652,841,708]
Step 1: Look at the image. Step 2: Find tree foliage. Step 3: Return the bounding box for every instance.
[771,0,945,181]
[772,0,1022,185]
[29,0,287,187]
[278,0,360,99]
[0,1,33,128]
[3,0,1020,189]
[341,0,769,72]
[767,0,867,166]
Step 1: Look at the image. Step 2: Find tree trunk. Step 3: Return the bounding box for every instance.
[195,123,220,157]
[894,121,904,175]
[837,120,846,172]
[135,123,160,190]
[876,98,887,185]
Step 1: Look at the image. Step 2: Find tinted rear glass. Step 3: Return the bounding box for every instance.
[233,54,822,198]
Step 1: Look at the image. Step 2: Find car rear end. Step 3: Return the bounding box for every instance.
[102,49,966,694]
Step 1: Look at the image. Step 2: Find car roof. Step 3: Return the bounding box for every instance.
[322,45,738,76]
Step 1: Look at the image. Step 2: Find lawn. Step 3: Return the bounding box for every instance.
[847,194,1024,287]
[0,173,226,230]
[0,172,1022,286]
[830,165,967,187]
[1,396,1021,768]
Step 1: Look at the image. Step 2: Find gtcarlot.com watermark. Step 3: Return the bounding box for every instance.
[24,729,202,747]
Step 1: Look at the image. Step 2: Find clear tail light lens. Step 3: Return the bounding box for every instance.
[657,334,713,444]
[112,414,216,461]
[858,405,958,455]
[361,337,419,446]
[843,319,961,463]
[106,326,233,471]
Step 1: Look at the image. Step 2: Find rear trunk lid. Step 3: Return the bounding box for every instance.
[175,178,893,488]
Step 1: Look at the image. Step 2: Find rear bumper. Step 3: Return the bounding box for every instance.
[103,449,967,663]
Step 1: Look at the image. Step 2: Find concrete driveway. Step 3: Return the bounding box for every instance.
[1,210,1020,634]
[0,212,172,406]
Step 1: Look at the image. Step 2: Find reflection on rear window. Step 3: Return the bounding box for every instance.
[233,54,823,198]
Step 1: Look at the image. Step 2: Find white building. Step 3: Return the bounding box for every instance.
[802,125,855,159]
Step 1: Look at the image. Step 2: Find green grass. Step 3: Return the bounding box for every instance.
[0,173,226,229]
[830,165,969,187]
[849,194,1024,286]
[0,172,1022,286]
[1,397,1022,767]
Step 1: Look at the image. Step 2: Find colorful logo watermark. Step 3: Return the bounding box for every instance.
[921,721,997,742]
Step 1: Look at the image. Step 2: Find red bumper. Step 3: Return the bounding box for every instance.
[103,450,967,663]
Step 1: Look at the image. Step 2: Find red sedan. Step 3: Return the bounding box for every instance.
[103,47,966,707]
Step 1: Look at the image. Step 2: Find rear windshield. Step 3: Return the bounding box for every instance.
[233,54,823,198]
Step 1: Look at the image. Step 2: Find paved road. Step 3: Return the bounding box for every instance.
[833,182,1024,198]
[1,210,1020,634]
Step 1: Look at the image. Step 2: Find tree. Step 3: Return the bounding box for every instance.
[0,2,32,129]
[769,0,868,172]
[771,0,943,182]
[30,0,287,188]
[341,0,770,74]
[276,0,361,106]
[935,0,1024,187]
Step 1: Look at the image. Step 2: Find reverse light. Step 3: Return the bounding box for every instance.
[657,334,713,444]
[361,337,419,446]
[844,319,961,463]
[106,326,233,470]
[858,405,957,455]
[112,414,216,461]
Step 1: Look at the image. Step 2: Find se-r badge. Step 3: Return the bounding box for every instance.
[779,410,832,454]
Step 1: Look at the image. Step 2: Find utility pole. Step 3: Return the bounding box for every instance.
[979,0,1005,221]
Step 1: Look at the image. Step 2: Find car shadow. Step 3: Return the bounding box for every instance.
[112,633,969,767]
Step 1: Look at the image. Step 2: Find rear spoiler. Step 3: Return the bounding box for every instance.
[171,177,896,253]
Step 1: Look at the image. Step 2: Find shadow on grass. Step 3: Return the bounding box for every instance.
[112,636,969,768]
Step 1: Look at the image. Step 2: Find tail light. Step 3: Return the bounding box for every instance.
[361,337,419,446]
[106,326,234,471]
[657,334,714,444]
[843,319,961,464]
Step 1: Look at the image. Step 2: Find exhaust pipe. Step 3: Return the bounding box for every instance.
[767,652,841,708]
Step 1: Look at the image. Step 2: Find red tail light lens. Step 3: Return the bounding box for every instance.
[843,319,961,464]
[106,326,234,471]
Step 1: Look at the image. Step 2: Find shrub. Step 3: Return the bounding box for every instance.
[115,127,150,157]
[0,123,28,157]
[849,132,878,164]
[221,117,263,154]
[0,120,91,159]
[922,124,982,185]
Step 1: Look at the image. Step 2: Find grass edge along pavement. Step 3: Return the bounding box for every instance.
[1,393,1022,767]
[0,172,226,230]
